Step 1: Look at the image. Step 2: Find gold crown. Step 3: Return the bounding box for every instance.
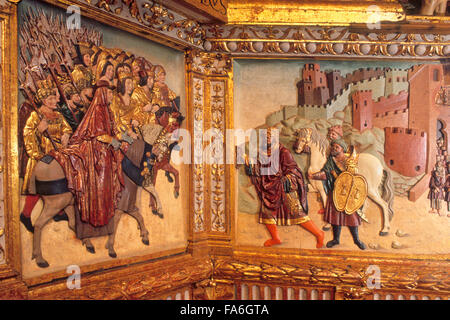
[57,74,72,86]
[117,71,133,83]
[36,79,56,104]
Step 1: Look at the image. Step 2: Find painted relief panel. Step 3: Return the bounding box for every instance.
[235,59,450,254]
[18,0,188,279]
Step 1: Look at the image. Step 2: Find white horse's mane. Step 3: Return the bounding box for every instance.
[297,127,329,156]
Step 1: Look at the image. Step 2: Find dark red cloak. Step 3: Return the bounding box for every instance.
[247,144,309,225]
[51,86,124,228]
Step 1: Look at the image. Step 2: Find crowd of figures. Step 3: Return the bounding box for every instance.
[428,137,450,217]
[18,9,184,267]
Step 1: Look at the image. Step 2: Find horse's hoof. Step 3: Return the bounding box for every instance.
[152,209,159,216]
[108,251,117,258]
[379,231,389,236]
[53,211,69,222]
[86,246,96,254]
[322,225,331,231]
[158,212,164,219]
[142,238,150,246]
[37,260,49,268]
[174,191,179,199]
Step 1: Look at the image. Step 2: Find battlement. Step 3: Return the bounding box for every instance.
[374,108,408,118]
[385,127,426,137]
[375,90,408,103]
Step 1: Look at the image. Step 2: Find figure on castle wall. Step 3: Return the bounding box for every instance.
[445,161,450,217]
[243,128,325,248]
[428,159,446,216]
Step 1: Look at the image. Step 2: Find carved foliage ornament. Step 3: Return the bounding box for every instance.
[213,257,450,294]
[204,26,450,58]
[85,0,206,46]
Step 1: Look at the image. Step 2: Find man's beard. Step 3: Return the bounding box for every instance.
[331,150,341,157]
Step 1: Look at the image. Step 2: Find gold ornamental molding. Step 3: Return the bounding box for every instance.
[203,25,450,59]
[28,255,213,299]
[213,251,450,297]
[227,0,405,26]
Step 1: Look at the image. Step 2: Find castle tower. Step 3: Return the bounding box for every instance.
[384,127,427,177]
[326,70,343,98]
[352,90,373,132]
[408,64,445,173]
[385,69,409,96]
[302,63,327,88]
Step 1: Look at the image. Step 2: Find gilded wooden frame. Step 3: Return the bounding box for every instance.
[0,0,448,299]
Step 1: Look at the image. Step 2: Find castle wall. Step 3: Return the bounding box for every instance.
[373,109,409,129]
[384,127,427,177]
[343,67,385,86]
[303,105,328,119]
[373,90,409,115]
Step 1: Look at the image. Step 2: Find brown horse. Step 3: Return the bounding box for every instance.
[31,137,162,268]
[145,110,184,216]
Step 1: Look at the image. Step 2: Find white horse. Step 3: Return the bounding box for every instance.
[293,128,394,236]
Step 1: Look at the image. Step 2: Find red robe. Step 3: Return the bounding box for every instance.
[51,86,124,227]
[246,144,309,225]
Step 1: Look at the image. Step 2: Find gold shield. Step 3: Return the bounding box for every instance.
[333,172,368,215]
[333,171,353,212]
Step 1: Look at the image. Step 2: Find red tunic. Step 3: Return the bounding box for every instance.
[51,86,124,227]
[247,144,309,225]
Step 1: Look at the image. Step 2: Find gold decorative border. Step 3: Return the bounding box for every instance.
[0,0,448,300]
[213,249,450,298]
[204,25,450,59]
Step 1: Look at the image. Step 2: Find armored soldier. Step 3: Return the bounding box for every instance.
[308,139,366,250]
[428,160,446,216]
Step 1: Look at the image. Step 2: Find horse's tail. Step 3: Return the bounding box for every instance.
[381,169,394,221]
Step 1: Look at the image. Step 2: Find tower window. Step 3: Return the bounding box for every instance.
[390,160,394,165]
[433,69,440,82]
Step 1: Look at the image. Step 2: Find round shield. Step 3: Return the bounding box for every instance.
[345,175,368,214]
[333,171,353,212]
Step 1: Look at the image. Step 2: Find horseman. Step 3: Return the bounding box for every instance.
[244,128,324,248]
[50,80,133,240]
[131,67,159,127]
[308,139,366,250]
[20,80,73,232]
